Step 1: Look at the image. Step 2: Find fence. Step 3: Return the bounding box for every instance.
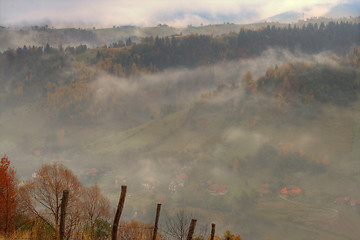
[1,186,217,240]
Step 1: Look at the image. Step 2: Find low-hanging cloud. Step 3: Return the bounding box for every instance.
[1,0,341,27]
[92,47,338,110]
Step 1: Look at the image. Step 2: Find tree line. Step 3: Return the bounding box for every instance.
[95,20,360,76]
[2,20,359,78]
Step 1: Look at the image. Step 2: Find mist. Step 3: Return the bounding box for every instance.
[1,19,360,238]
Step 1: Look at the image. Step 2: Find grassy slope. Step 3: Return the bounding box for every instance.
[1,98,359,239]
[1,74,359,239]
[84,100,357,164]
[81,96,360,239]
[352,96,360,159]
[84,108,191,154]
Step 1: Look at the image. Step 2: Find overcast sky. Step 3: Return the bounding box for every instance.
[0,0,350,27]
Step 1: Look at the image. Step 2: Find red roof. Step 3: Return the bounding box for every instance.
[334,197,350,204]
[176,173,188,180]
[142,177,156,183]
[258,188,271,195]
[87,168,99,174]
[209,184,228,195]
[33,150,42,156]
[349,199,360,205]
[281,186,302,195]
[257,184,271,195]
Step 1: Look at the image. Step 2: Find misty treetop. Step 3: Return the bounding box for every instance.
[2,20,359,76]
[1,44,359,126]
[256,62,358,106]
[95,20,360,75]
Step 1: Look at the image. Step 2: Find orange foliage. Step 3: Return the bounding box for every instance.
[218,230,242,240]
[81,185,111,238]
[321,156,330,166]
[0,155,17,236]
[18,162,83,238]
[118,220,161,240]
[279,142,293,155]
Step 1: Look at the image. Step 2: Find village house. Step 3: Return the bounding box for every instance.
[33,149,42,156]
[175,173,188,187]
[169,173,189,194]
[334,197,360,206]
[141,177,157,191]
[208,184,228,195]
[168,181,177,194]
[87,168,99,176]
[280,186,302,195]
[257,184,272,197]
[334,197,350,204]
[349,199,360,206]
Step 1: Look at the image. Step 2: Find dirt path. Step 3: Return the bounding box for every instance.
[279,194,339,222]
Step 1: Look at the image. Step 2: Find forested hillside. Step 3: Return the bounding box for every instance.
[1,19,360,240]
[1,20,359,123]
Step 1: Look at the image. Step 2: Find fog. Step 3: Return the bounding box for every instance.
[93,47,335,99]
[0,31,359,238]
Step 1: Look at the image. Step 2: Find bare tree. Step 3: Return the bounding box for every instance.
[18,162,83,239]
[163,210,191,240]
[81,185,111,239]
[194,223,209,240]
[162,210,209,240]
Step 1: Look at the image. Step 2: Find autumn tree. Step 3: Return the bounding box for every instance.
[0,155,17,237]
[117,220,154,240]
[81,185,111,239]
[241,71,257,93]
[18,162,83,239]
[219,230,242,240]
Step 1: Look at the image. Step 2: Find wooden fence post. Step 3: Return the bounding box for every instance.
[186,219,197,240]
[111,185,127,240]
[152,203,161,240]
[59,190,69,240]
[210,223,215,240]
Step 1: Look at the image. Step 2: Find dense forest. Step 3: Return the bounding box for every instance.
[1,20,359,123]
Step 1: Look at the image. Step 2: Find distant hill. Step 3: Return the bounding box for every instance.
[325,1,360,18]
[265,2,360,24]
[265,11,303,23]
[1,16,359,52]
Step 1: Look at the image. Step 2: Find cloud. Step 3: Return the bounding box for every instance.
[324,0,360,18]
[0,0,343,27]
[224,127,268,147]
[151,7,259,25]
[91,47,337,110]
